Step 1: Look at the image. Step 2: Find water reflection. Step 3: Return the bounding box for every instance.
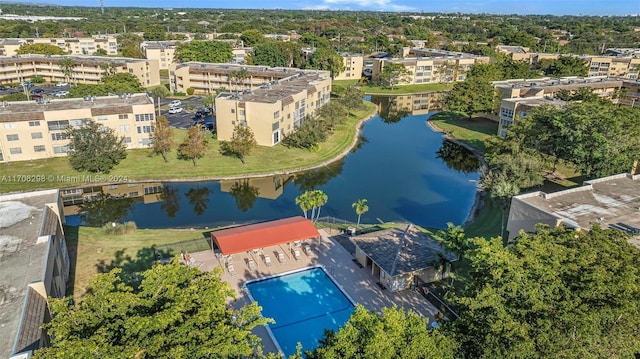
[436,139,481,174]
[185,187,212,216]
[370,92,446,124]
[160,186,181,218]
[293,158,345,192]
[78,192,135,227]
[220,174,292,200]
[228,179,260,212]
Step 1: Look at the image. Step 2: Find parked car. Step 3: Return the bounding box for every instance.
[168,100,182,108]
[31,88,45,94]
[53,90,69,97]
[168,107,183,114]
[20,81,33,88]
[56,82,69,87]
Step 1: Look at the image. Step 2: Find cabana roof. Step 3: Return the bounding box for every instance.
[211,216,319,255]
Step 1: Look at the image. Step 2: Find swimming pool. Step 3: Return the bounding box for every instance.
[245,266,355,357]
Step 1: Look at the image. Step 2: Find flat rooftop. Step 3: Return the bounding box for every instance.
[493,76,624,90]
[216,71,329,104]
[517,173,640,235]
[0,190,59,357]
[0,54,150,66]
[0,93,152,122]
[503,96,567,108]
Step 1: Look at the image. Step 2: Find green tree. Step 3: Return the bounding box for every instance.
[95,48,108,56]
[248,41,289,67]
[339,86,364,116]
[379,62,411,90]
[219,124,257,164]
[449,225,640,358]
[174,41,233,63]
[317,102,347,132]
[444,78,496,118]
[150,115,174,162]
[177,125,208,166]
[150,85,170,116]
[143,24,166,41]
[78,192,135,227]
[352,198,369,232]
[310,305,457,359]
[16,43,66,55]
[66,120,127,173]
[307,47,345,79]
[543,55,588,77]
[58,58,75,84]
[35,262,273,358]
[481,171,520,238]
[117,33,143,58]
[240,29,264,47]
[295,190,312,220]
[229,68,250,94]
[437,222,467,259]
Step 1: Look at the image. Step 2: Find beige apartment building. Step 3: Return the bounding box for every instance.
[333,54,364,81]
[372,49,489,85]
[0,36,118,56]
[142,40,251,70]
[170,62,325,95]
[215,70,331,146]
[497,96,566,137]
[0,55,160,87]
[1,189,69,359]
[0,93,155,163]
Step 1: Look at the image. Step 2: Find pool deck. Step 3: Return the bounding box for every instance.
[188,228,439,355]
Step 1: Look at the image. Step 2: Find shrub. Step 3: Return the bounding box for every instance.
[173,91,186,96]
[31,75,45,84]
[186,87,195,95]
[102,221,137,235]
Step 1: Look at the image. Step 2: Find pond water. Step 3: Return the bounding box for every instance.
[64,95,480,230]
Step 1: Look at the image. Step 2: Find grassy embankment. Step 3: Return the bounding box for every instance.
[0,102,376,193]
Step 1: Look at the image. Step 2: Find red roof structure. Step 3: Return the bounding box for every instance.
[210,216,319,255]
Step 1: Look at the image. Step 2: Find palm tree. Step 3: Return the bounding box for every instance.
[483,172,520,239]
[150,85,170,116]
[352,198,369,233]
[58,58,75,84]
[295,191,312,219]
[296,190,328,223]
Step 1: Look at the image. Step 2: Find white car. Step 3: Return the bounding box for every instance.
[53,90,69,97]
[168,107,183,114]
[168,100,182,107]
[56,82,68,87]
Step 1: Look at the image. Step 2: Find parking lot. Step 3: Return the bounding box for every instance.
[159,96,215,130]
[0,83,70,98]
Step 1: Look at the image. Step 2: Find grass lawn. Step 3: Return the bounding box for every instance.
[0,102,376,193]
[464,197,502,239]
[428,111,498,153]
[332,80,452,94]
[66,225,210,300]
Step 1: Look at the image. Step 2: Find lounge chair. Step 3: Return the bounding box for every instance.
[227,263,237,276]
[292,248,301,261]
[247,258,257,271]
[277,251,286,264]
[303,244,312,256]
[264,254,273,266]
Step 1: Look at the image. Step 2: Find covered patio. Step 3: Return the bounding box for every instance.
[209,216,319,274]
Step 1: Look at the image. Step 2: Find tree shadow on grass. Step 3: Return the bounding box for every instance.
[95,246,174,286]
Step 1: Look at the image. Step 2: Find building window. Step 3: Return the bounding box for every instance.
[135,114,154,122]
[97,115,108,121]
[118,114,129,119]
[120,125,130,132]
[31,132,43,139]
[273,110,280,119]
[51,132,70,141]
[239,110,245,116]
[34,145,46,152]
[231,109,235,114]
[129,192,139,197]
[138,138,152,146]
[272,122,279,131]
[53,145,69,154]
[137,126,153,134]
[29,121,40,127]
[123,137,132,143]
[6,134,19,141]
[4,122,16,129]
[273,131,280,144]
[47,120,69,131]
[70,119,90,127]
[9,147,22,154]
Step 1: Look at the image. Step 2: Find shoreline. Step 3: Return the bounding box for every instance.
[426,119,487,227]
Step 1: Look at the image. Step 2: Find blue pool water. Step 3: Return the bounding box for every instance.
[245,267,355,357]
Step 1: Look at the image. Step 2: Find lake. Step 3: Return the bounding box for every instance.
[64,95,480,230]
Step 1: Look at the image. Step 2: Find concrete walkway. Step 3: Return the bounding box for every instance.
[189,228,439,355]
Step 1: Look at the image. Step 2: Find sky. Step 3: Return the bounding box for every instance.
[10,0,640,15]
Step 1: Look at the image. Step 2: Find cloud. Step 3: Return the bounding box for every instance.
[304,0,415,11]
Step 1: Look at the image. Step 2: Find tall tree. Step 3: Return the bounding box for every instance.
[143,24,166,41]
[317,102,347,132]
[542,55,588,77]
[16,43,66,55]
[58,58,75,84]
[339,86,364,116]
[150,85,170,116]
[150,115,174,162]
[307,47,346,79]
[379,62,411,90]
[310,305,457,359]
[240,29,264,47]
[35,262,273,358]
[481,171,520,238]
[219,124,257,164]
[66,120,127,173]
[247,41,288,67]
[352,198,369,232]
[174,41,233,63]
[177,125,208,166]
[449,225,640,359]
[309,189,328,223]
[295,191,312,220]
[444,78,496,119]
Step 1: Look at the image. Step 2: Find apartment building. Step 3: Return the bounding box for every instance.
[1,189,69,359]
[215,70,331,146]
[142,40,250,70]
[372,49,489,85]
[493,76,640,136]
[0,93,155,163]
[0,54,160,87]
[0,36,118,56]
[170,62,323,95]
[333,54,364,81]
